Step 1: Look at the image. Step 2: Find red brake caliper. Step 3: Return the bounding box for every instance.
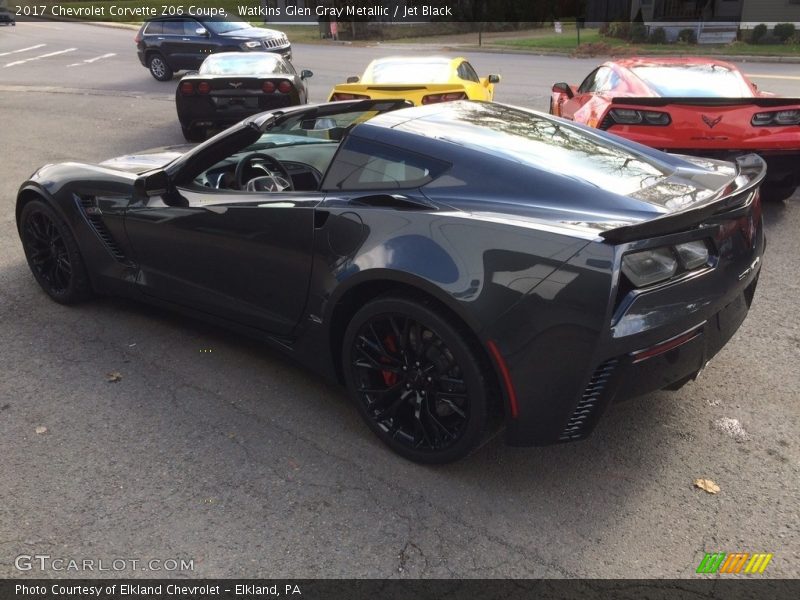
[381,336,398,386]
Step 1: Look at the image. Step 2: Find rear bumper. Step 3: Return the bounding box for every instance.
[177,94,298,129]
[491,194,765,447]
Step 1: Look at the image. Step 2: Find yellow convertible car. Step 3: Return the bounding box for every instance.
[328,56,500,105]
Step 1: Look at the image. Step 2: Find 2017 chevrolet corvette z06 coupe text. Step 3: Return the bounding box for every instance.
[176,52,312,142]
[550,57,800,201]
[16,100,765,463]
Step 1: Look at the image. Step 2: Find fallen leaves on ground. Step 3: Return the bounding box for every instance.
[106,371,123,383]
[694,478,720,494]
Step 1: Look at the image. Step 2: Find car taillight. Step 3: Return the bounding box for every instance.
[421,92,467,104]
[179,81,194,95]
[751,109,800,126]
[277,80,293,93]
[621,240,711,288]
[330,93,369,101]
[134,33,142,44]
[197,81,211,95]
[607,108,671,126]
[262,81,276,93]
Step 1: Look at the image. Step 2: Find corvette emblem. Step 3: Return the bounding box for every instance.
[702,115,722,129]
[228,82,243,88]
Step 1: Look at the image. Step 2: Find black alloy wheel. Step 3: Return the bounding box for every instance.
[343,296,489,463]
[20,200,92,304]
[148,53,173,81]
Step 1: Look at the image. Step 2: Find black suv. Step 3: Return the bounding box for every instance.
[136,17,291,81]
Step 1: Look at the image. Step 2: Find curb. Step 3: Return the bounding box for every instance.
[457,44,800,63]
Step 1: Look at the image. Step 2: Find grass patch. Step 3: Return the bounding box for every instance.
[495,28,800,56]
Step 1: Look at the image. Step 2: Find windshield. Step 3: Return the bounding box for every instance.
[367,60,451,84]
[632,64,753,97]
[200,54,289,76]
[249,109,390,147]
[202,19,253,34]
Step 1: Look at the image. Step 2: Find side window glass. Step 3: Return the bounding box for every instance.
[460,61,480,83]
[162,20,185,36]
[322,137,450,191]
[145,21,163,35]
[184,20,202,36]
[578,68,600,94]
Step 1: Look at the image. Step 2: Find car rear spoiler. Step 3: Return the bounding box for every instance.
[600,154,767,244]
[610,97,800,108]
[332,83,468,93]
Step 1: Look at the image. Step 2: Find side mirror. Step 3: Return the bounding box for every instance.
[301,69,313,80]
[487,74,501,84]
[134,169,170,202]
[552,82,574,99]
[195,27,209,37]
[346,76,360,84]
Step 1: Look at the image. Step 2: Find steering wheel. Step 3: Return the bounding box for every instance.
[234,152,294,192]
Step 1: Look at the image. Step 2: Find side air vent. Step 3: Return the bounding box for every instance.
[75,195,129,263]
[559,358,619,442]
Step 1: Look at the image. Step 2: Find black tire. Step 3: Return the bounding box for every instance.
[19,199,92,305]
[148,53,173,81]
[761,184,796,202]
[342,295,489,464]
[181,125,206,143]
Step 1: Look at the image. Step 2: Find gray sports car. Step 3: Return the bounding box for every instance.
[16,100,765,462]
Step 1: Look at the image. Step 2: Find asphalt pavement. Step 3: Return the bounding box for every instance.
[1,21,799,579]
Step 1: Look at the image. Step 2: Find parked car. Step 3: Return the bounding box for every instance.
[176,52,312,142]
[0,7,16,25]
[16,99,765,463]
[550,57,800,201]
[135,16,291,81]
[329,56,500,105]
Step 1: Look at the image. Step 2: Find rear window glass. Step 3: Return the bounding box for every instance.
[200,54,290,76]
[395,102,668,196]
[368,60,451,84]
[631,64,753,97]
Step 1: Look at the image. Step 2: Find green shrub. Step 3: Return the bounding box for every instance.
[678,28,697,44]
[649,27,667,44]
[751,23,768,44]
[607,21,631,39]
[773,23,797,42]
[630,22,648,43]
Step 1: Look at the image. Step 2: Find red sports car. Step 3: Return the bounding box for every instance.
[550,57,800,200]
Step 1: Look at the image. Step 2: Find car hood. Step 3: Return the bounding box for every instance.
[98,145,193,174]
[220,27,285,41]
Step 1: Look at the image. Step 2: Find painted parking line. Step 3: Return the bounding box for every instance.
[0,44,46,58]
[4,48,77,68]
[67,53,117,68]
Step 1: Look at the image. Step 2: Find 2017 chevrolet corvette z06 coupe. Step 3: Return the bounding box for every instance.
[329,56,500,105]
[550,57,800,201]
[16,100,765,463]
[176,52,312,142]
